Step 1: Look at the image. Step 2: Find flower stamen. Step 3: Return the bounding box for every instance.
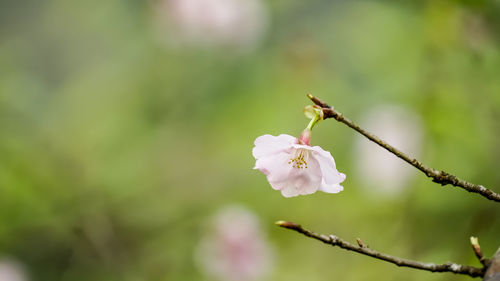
[289,150,308,169]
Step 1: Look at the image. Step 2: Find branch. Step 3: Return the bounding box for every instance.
[471,237,490,267]
[276,221,486,278]
[484,247,500,281]
[307,94,500,202]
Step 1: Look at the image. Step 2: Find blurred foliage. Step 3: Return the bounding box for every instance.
[0,0,499,280]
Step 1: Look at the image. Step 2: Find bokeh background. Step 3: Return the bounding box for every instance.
[1,0,500,280]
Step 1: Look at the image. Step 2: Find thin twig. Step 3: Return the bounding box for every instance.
[307,94,500,202]
[471,237,490,267]
[276,221,486,278]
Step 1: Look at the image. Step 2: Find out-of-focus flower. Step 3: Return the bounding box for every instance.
[0,258,28,281]
[195,205,273,281]
[354,105,423,196]
[157,0,268,50]
[252,131,346,197]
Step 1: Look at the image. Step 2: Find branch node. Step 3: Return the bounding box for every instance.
[470,236,490,267]
[356,238,366,248]
[449,263,462,272]
[329,235,339,244]
[275,221,301,230]
[306,93,330,108]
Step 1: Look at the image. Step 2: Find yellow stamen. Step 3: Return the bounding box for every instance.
[289,150,308,169]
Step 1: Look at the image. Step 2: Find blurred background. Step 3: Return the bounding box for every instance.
[1,0,499,280]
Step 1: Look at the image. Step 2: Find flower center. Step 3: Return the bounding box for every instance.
[288,149,308,169]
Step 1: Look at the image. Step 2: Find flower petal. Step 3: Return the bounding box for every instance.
[310,145,346,185]
[252,134,297,159]
[280,185,300,197]
[275,152,322,197]
[254,152,293,185]
[319,180,344,194]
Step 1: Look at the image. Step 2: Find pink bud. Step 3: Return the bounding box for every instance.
[298,129,311,145]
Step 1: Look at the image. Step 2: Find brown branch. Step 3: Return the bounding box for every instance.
[484,247,500,281]
[276,221,486,278]
[307,94,500,202]
[471,237,490,267]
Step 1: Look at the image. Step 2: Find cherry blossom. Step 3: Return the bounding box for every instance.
[195,205,273,281]
[354,105,423,196]
[156,0,268,50]
[252,130,346,197]
[0,258,28,281]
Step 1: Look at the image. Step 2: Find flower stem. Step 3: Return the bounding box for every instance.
[306,114,320,131]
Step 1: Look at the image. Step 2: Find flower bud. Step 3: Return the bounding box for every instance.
[298,129,311,145]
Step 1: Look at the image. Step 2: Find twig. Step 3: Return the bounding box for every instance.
[471,237,490,267]
[307,94,500,202]
[276,221,486,278]
[356,238,366,248]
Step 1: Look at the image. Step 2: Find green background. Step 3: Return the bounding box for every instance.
[0,0,499,280]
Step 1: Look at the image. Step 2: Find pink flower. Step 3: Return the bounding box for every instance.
[0,258,28,281]
[195,206,273,281]
[354,105,423,196]
[252,132,346,197]
[156,0,268,50]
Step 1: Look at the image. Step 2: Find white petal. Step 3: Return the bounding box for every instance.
[319,180,344,194]
[254,152,293,184]
[275,152,322,197]
[291,173,318,195]
[269,180,286,191]
[252,134,297,159]
[280,185,300,197]
[295,154,322,195]
[310,145,346,185]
